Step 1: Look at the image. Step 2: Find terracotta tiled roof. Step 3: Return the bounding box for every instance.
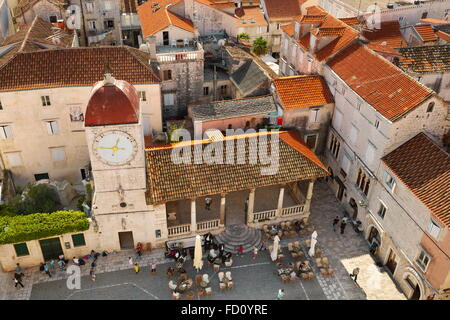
[235,6,268,27]
[414,24,438,42]
[138,0,195,37]
[362,21,406,49]
[273,75,333,109]
[436,30,450,41]
[0,46,160,92]
[0,17,73,66]
[398,45,450,74]
[145,131,329,204]
[311,27,346,37]
[339,17,360,26]
[420,18,449,25]
[305,5,327,16]
[327,43,432,121]
[382,133,450,228]
[281,23,295,37]
[264,0,301,21]
[85,79,140,126]
[367,43,401,56]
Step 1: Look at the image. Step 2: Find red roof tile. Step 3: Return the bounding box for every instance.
[138,0,195,38]
[273,75,334,109]
[362,21,406,49]
[264,0,301,21]
[0,46,160,92]
[382,133,450,227]
[327,43,432,121]
[414,24,438,42]
[85,79,140,126]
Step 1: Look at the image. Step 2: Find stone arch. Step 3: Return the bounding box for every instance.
[402,267,426,300]
[349,198,358,219]
[366,224,382,245]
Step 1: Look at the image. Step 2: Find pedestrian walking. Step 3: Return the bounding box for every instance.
[276,289,285,300]
[128,256,133,266]
[261,240,267,251]
[13,277,24,289]
[72,257,80,266]
[91,261,97,268]
[134,263,140,274]
[57,259,66,271]
[236,245,244,256]
[89,267,96,281]
[15,263,22,274]
[350,267,360,283]
[252,246,258,259]
[49,260,55,271]
[332,216,340,232]
[151,261,157,273]
[43,263,52,278]
[205,197,212,210]
[340,220,347,234]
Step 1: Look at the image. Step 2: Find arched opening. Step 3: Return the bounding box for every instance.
[349,198,358,219]
[404,274,422,300]
[368,226,381,245]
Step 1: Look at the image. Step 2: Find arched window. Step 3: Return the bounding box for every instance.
[427,102,435,113]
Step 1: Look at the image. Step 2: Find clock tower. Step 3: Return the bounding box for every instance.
[85,73,148,215]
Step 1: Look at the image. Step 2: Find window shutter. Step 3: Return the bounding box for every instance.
[0,126,6,139]
[72,233,86,247]
[7,153,22,166]
[14,243,29,256]
[51,121,59,134]
[350,124,358,143]
[52,148,65,161]
[341,154,351,174]
[46,122,53,134]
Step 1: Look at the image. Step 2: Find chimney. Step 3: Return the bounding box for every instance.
[146,35,157,61]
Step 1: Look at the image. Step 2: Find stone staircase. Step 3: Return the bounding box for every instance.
[215,225,263,253]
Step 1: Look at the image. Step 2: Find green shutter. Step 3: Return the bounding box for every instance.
[14,243,29,256]
[71,233,86,247]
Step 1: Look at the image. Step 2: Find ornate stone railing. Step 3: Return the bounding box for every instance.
[281,205,304,216]
[168,224,191,237]
[157,50,202,63]
[197,219,220,232]
[253,209,277,222]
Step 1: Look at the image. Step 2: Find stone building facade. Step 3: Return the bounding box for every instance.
[0,46,162,188]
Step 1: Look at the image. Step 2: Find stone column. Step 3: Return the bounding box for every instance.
[247,188,255,224]
[191,199,197,232]
[303,179,315,216]
[220,194,226,226]
[276,185,285,217]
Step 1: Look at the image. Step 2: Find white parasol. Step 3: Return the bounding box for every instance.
[271,235,280,261]
[308,231,318,257]
[193,235,204,271]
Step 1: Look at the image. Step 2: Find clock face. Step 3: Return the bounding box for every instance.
[93,131,138,166]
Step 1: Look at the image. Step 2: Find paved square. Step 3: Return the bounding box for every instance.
[1,182,404,300]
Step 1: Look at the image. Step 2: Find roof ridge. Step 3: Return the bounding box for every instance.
[188,94,273,107]
[18,16,39,52]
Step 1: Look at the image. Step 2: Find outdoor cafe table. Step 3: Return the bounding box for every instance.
[177,279,193,292]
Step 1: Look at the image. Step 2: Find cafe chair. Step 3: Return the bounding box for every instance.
[287,242,294,252]
[205,287,213,295]
[202,274,210,284]
[224,258,233,267]
[218,272,225,282]
[169,280,177,290]
[227,281,234,289]
[186,291,195,300]
[225,271,232,281]
[315,258,323,269]
[195,274,202,286]
[198,288,205,296]
[172,291,180,300]
[213,264,220,272]
[219,282,227,291]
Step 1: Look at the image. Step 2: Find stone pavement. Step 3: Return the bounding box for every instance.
[308,181,405,300]
[1,181,404,300]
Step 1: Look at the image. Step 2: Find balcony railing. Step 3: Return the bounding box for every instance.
[281,205,304,216]
[253,209,277,222]
[168,224,191,237]
[197,219,220,232]
[157,51,202,63]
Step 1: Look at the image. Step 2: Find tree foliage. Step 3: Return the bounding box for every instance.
[9,184,60,215]
[0,211,89,244]
[252,37,268,56]
[237,32,250,40]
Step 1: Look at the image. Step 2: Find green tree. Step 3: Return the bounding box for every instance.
[252,37,268,56]
[10,184,60,215]
[167,122,186,143]
[237,33,250,40]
